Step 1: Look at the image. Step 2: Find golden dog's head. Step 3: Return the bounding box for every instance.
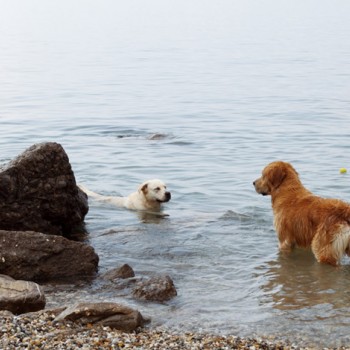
[253,161,299,196]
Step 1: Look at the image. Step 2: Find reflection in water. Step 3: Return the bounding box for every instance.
[136,210,170,224]
[260,248,350,311]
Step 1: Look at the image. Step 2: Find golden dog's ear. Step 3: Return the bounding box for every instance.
[267,166,287,190]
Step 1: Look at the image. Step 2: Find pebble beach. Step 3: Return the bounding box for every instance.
[0,310,349,350]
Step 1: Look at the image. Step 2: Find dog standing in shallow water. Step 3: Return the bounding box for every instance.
[254,161,350,266]
[79,179,171,212]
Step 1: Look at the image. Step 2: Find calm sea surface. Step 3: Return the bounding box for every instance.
[1,1,350,346]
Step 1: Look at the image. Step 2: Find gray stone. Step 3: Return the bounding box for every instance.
[132,275,177,302]
[0,142,88,237]
[54,302,145,331]
[0,230,99,282]
[0,274,45,314]
[0,309,14,319]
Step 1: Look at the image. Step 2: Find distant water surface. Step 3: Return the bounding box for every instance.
[1,1,350,347]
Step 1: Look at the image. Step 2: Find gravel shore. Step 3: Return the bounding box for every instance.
[0,310,348,350]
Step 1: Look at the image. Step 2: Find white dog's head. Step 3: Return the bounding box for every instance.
[138,179,171,204]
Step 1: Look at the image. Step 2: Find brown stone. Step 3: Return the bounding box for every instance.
[132,275,177,302]
[0,230,99,282]
[54,302,145,331]
[0,274,46,314]
[102,264,135,280]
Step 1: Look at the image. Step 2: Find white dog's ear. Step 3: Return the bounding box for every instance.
[138,182,148,194]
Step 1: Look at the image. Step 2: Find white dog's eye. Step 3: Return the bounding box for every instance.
[154,187,160,191]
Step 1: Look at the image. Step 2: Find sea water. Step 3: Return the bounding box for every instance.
[1,1,350,346]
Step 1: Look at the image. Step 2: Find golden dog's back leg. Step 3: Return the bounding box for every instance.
[332,225,350,261]
[312,224,350,266]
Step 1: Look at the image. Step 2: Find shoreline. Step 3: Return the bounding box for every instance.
[1,310,348,350]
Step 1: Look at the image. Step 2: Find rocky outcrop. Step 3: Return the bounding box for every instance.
[132,275,177,302]
[0,230,98,282]
[0,275,45,314]
[0,142,88,237]
[54,302,146,331]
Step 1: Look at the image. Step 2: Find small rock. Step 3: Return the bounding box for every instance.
[0,274,45,314]
[132,275,177,302]
[0,309,14,319]
[102,264,135,280]
[148,133,168,140]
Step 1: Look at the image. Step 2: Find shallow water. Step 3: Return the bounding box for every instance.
[1,0,350,347]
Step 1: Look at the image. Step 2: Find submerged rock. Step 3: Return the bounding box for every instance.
[0,275,45,314]
[0,230,99,282]
[102,264,135,280]
[0,142,88,237]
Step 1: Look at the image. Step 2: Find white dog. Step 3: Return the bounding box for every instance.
[79,179,171,212]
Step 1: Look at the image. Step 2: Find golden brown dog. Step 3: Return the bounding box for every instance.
[253,161,350,266]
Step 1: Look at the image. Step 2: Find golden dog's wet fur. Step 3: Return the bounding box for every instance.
[254,161,350,266]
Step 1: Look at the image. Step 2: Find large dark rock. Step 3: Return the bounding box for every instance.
[0,274,46,314]
[0,142,88,236]
[54,302,146,331]
[0,230,99,282]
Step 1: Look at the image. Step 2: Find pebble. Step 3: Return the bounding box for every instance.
[1,311,349,350]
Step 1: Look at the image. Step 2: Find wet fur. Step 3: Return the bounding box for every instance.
[79,179,171,211]
[254,161,350,266]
